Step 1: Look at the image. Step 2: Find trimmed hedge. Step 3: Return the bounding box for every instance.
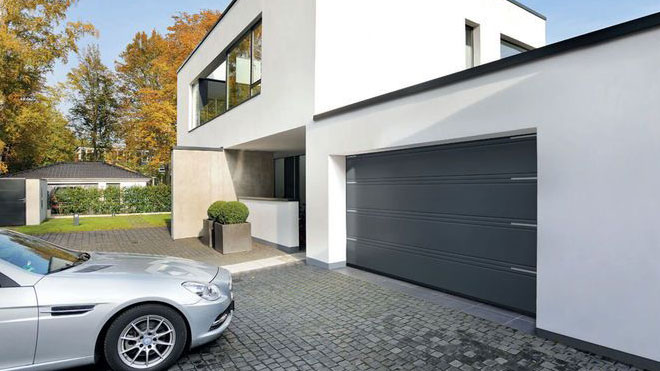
[211,201,249,224]
[123,184,171,213]
[53,184,170,215]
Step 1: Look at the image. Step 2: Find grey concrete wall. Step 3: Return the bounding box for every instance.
[171,149,237,239]
[225,150,274,198]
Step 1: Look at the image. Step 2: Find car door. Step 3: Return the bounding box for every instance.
[0,271,39,369]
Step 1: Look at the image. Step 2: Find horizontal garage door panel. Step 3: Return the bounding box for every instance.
[347,239,536,314]
[347,182,536,221]
[347,138,536,181]
[346,136,537,314]
[347,213,536,267]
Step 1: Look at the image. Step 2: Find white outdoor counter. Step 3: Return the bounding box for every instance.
[239,197,299,252]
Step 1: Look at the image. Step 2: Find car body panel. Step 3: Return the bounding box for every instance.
[1,356,93,371]
[32,253,224,365]
[80,252,220,282]
[0,287,38,369]
[0,260,42,287]
[0,230,233,371]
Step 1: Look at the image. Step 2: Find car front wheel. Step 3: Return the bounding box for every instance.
[104,304,188,371]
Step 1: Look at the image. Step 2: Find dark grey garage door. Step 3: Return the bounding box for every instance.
[0,179,26,226]
[346,136,537,314]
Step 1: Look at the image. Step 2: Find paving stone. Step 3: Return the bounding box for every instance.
[38,226,288,267]
[61,234,638,371]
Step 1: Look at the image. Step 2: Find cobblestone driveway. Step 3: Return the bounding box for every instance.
[37,227,288,267]
[169,263,635,371]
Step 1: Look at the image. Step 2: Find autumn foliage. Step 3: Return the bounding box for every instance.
[0,2,219,177]
[115,10,221,177]
[0,0,95,172]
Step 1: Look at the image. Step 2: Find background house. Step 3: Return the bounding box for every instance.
[1,162,151,193]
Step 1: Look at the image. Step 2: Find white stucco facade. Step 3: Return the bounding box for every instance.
[176,0,316,150]
[314,0,545,113]
[239,198,299,249]
[176,0,543,150]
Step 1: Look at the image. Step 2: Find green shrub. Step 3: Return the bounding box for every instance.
[207,201,226,220]
[214,201,249,224]
[52,184,171,215]
[54,187,99,214]
[99,186,121,214]
[123,184,171,213]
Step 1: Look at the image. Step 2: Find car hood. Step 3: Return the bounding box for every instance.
[76,252,219,282]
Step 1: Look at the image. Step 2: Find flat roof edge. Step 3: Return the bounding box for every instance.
[177,0,238,74]
[178,0,544,74]
[314,11,660,122]
[507,0,546,21]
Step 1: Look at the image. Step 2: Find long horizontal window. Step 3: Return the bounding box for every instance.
[192,21,262,129]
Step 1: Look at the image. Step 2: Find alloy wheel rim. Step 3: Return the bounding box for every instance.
[117,315,176,369]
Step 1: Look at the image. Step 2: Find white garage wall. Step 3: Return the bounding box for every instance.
[306,27,660,362]
[314,0,545,114]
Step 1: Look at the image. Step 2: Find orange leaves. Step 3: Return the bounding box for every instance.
[116,10,221,176]
[0,0,94,172]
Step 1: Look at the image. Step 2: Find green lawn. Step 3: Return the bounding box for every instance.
[9,214,171,235]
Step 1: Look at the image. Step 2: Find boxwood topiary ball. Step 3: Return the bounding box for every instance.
[207,201,226,220]
[216,201,249,224]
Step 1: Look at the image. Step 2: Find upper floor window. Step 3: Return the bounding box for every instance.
[192,21,262,129]
[465,24,476,68]
[500,36,530,58]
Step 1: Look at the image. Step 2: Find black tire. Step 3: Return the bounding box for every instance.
[104,304,188,371]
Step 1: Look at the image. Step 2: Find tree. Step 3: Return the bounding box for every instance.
[0,0,95,172]
[116,30,165,109]
[67,45,119,161]
[4,89,75,170]
[114,10,220,178]
[114,30,166,170]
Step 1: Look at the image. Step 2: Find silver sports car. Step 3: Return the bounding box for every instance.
[0,229,234,371]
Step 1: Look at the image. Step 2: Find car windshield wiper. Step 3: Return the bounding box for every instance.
[49,252,91,273]
[75,252,91,263]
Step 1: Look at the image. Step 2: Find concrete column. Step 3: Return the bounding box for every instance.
[171,149,237,239]
[305,153,347,269]
[25,179,46,226]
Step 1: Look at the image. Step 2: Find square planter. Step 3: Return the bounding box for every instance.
[201,219,214,248]
[213,222,252,254]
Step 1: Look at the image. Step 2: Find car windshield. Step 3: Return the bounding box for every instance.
[0,230,81,274]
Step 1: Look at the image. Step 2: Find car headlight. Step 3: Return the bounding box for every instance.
[228,274,232,290]
[182,281,222,301]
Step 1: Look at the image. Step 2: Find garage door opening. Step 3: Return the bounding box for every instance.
[346,135,537,315]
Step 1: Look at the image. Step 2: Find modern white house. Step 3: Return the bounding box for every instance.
[173,0,660,368]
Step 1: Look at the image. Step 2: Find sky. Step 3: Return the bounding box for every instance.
[47,0,232,87]
[49,0,660,87]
